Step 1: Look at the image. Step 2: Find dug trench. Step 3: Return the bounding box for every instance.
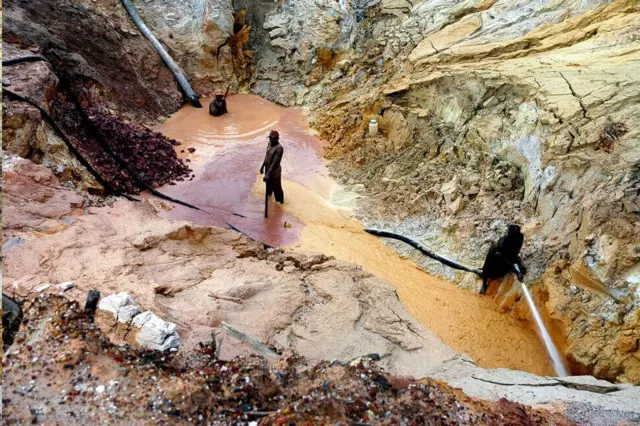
[3,0,640,424]
[4,93,555,373]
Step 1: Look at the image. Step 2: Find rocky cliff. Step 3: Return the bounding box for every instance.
[247,0,640,384]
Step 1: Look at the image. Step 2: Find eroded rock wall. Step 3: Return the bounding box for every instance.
[2,44,103,192]
[254,0,640,383]
[3,0,184,123]
[129,0,237,95]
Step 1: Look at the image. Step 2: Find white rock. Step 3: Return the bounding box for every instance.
[447,197,465,215]
[331,70,344,81]
[132,311,180,352]
[35,283,51,293]
[57,282,75,292]
[441,177,460,203]
[263,14,289,30]
[335,59,351,70]
[98,293,180,351]
[95,385,105,394]
[269,27,288,39]
[98,292,138,319]
[117,305,142,323]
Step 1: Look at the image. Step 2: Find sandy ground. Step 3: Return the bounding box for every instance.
[151,94,554,375]
[3,94,553,375]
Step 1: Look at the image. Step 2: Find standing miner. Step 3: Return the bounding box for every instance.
[260,130,284,205]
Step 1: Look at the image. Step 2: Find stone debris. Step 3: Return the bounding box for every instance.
[86,108,192,189]
[131,311,180,352]
[2,295,575,425]
[35,283,51,293]
[97,292,180,352]
[98,292,138,318]
[2,41,191,196]
[57,281,75,293]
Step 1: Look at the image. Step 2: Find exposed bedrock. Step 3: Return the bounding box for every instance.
[265,0,640,383]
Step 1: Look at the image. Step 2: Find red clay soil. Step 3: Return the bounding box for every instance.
[2,295,574,425]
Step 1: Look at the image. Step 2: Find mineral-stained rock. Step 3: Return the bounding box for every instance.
[303,0,640,384]
[2,45,102,192]
[3,41,192,194]
[3,0,183,123]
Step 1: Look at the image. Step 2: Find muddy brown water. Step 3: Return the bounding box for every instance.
[153,94,554,376]
[151,94,331,246]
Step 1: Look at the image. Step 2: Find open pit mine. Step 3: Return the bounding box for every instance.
[1,0,639,424]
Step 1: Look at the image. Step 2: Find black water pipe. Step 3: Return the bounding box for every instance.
[364,228,483,276]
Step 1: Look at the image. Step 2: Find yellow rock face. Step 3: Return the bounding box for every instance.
[308,0,640,383]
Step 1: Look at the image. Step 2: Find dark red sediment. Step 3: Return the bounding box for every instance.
[50,89,192,194]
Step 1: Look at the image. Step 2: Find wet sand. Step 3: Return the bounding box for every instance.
[153,94,554,376]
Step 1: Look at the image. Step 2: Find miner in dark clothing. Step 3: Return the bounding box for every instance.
[209,90,227,117]
[260,130,284,204]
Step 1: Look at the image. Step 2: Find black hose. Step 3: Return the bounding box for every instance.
[2,88,139,202]
[119,0,202,108]
[226,222,274,249]
[3,57,253,216]
[364,228,483,276]
[4,55,203,210]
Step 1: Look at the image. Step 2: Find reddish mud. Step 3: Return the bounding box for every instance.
[151,94,333,247]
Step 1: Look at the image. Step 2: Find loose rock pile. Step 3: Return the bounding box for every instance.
[2,295,573,425]
[52,97,192,194]
[86,108,193,188]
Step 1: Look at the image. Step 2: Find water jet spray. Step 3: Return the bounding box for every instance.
[516,265,569,377]
[365,228,569,376]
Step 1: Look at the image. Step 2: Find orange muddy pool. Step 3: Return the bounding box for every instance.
[153,94,555,376]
